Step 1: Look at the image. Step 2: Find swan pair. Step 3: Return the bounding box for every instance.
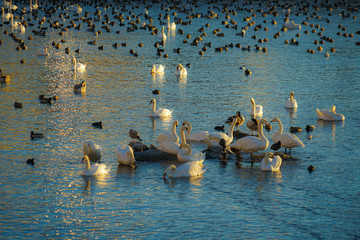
[150,64,165,74]
[163,161,205,179]
[316,106,345,121]
[149,99,173,117]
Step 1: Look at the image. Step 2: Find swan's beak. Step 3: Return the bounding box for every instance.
[270,118,276,123]
[81,157,85,163]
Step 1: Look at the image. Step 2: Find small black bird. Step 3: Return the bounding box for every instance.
[92,121,103,129]
[26,158,35,165]
[306,125,315,132]
[152,89,160,95]
[30,131,44,140]
[308,165,315,173]
[271,141,282,151]
[214,125,225,131]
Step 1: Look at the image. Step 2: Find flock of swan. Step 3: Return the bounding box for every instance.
[79,92,345,178]
[0,0,350,179]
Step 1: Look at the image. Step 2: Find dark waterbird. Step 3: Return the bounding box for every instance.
[271,141,282,151]
[30,131,43,140]
[129,129,143,141]
[92,121,103,129]
[26,158,35,165]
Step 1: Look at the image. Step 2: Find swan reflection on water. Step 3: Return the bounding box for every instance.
[117,164,136,175]
[285,107,297,119]
[316,119,345,141]
[81,174,110,192]
[151,71,165,83]
[163,175,204,187]
[150,114,173,130]
[176,75,187,85]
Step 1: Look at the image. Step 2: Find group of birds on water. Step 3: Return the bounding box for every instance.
[0,0,353,178]
[28,90,345,178]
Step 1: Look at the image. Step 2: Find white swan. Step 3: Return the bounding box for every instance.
[116,144,136,167]
[149,99,173,117]
[166,15,176,31]
[283,20,301,30]
[205,117,237,148]
[156,119,179,143]
[229,119,269,160]
[271,117,305,155]
[250,98,263,118]
[150,64,165,74]
[175,64,187,76]
[157,26,167,40]
[316,106,345,121]
[163,161,205,179]
[182,120,208,142]
[83,140,102,163]
[261,152,282,171]
[36,48,49,56]
[285,91,298,109]
[72,57,86,72]
[81,155,110,176]
[177,125,205,163]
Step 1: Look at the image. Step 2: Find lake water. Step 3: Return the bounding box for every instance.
[1,0,360,239]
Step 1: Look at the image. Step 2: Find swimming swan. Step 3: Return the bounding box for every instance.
[177,125,205,163]
[150,64,165,74]
[261,152,282,171]
[156,119,179,143]
[270,117,305,155]
[163,161,205,179]
[316,105,345,121]
[284,91,298,109]
[149,99,173,117]
[182,120,209,142]
[83,140,102,163]
[116,144,136,167]
[175,64,187,76]
[283,20,301,30]
[72,57,86,72]
[81,155,110,176]
[250,98,263,118]
[157,26,167,40]
[229,119,269,160]
[36,48,49,56]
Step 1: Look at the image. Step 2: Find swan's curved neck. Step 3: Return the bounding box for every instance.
[251,100,256,115]
[151,100,156,113]
[228,118,237,137]
[258,121,267,142]
[290,94,294,104]
[171,121,179,141]
[84,157,90,170]
[274,118,283,138]
[183,121,192,136]
[180,126,188,147]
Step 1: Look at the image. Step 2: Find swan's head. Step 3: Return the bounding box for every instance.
[250,98,255,104]
[259,119,268,126]
[180,124,189,133]
[149,99,156,105]
[150,65,155,73]
[290,91,295,97]
[163,165,176,179]
[270,117,279,123]
[236,111,241,117]
[174,119,179,127]
[331,105,336,113]
[177,64,183,70]
[72,57,76,63]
